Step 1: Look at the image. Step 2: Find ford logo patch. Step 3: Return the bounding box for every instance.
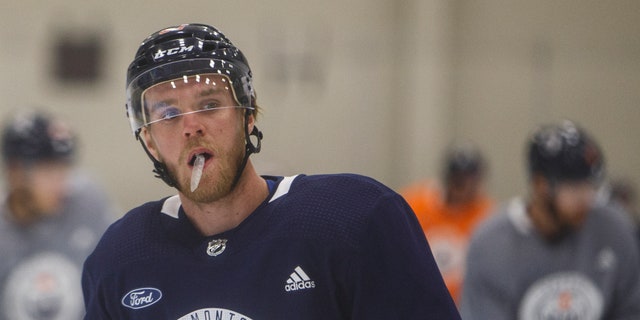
[121,287,162,309]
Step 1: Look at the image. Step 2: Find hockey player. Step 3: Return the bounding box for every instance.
[460,120,640,319]
[81,23,460,319]
[0,110,113,319]
[401,143,492,304]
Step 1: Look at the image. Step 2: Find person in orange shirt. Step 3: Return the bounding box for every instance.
[401,144,492,304]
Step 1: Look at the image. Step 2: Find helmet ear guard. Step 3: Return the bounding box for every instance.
[244,106,262,155]
[247,125,263,155]
[229,107,263,189]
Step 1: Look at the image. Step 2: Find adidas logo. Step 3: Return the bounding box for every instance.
[284,266,315,292]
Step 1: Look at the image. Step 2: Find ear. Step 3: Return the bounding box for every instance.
[245,109,256,132]
[141,127,160,159]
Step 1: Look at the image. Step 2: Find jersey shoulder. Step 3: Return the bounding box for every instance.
[84,198,168,271]
[266,174,406,249]
[468,199,520,250]
[587,203,638,245]
[292,173,395,196]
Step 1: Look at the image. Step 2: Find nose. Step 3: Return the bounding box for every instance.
[182,112,205,138]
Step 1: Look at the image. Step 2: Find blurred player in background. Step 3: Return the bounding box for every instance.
[401,143,492,303]
[461,120,640,319]
[0,110,114,320]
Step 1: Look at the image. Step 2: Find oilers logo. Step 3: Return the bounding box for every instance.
[1,252,83,320]
[518,272,604,320]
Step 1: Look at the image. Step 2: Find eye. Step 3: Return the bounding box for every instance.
[161,107,181,120]
[202,102,220,110]
[152,106,181,121]
[145,99,186,125]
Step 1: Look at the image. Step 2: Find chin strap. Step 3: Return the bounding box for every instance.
[137,136,178,188]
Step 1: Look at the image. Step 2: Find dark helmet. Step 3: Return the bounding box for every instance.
[1,111,76,163]
[126,23,255,138]
[443,144,485,182]
[126,23,262,188]
[527,120,604,182]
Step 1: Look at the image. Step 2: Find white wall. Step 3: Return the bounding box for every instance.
[1,0,638,214]
[451,0,640,199]
[0,0,412,212]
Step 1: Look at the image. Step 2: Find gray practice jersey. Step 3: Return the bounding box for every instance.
[0,172,114,320]
[460,198,640,320]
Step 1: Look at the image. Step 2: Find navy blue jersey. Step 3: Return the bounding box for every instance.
[82,174,460,319]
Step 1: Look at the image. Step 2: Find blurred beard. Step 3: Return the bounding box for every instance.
[544,196,576,244]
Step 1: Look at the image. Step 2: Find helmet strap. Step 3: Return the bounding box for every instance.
[229,109,262,190]
[137,135,178,188]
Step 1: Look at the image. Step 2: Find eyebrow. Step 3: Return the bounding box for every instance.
[145,87,225,112]
[198,87,224,97]
[147,99,176,113]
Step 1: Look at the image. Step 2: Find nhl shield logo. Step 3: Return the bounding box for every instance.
[207,239,228,257]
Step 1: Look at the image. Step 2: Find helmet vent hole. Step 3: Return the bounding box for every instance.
[202,42,219,52]
[160,33,196,43]
[203,34,221,41]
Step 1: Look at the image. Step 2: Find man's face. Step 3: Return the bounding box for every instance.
[447,173,483,205]
[140,74,251,202]
[550,181,596,229]
[6,161,71,217]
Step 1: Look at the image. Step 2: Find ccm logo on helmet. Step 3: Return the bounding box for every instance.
[121,287,162,309]
[153,45,194,60]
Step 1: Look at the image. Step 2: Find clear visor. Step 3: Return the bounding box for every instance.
[141,74,251,128]
[126,59,252,136]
